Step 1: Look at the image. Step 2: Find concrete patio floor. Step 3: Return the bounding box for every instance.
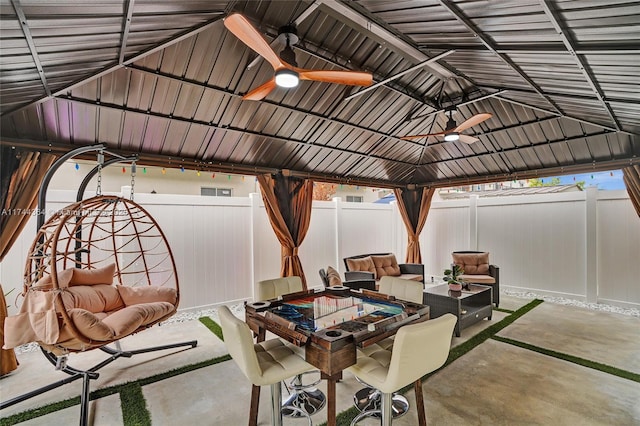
[1,295,639,425]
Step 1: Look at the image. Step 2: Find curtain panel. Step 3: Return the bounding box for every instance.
[394,187,436,264]
[0,147,56,375]
[0,148,57,259]
[257,173,313,288]
[622,165,640,218]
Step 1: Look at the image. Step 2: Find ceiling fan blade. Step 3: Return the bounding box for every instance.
[458,134,479,144]
[400,131,447,140]
[298,69,373,86]
[224,13,283,70]
[454,113,492,132]
[243,79,277,101]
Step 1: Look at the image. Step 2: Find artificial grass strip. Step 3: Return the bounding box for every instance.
[494,307,515,314]
[0,396,81,426]
[3,316,228,425]
[120,383,151,426]
[444,298,543,366]
[199,316,224,341]
[0,354,232,426]
[493,335,640,383]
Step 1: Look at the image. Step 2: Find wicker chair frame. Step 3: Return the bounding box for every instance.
[1,146,197,425]
[24,195,181,352]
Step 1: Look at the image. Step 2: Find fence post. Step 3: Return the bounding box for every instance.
[333,196,343,272]
[249,192,260,302]
[585,187,598,303]
[469,194,479,250]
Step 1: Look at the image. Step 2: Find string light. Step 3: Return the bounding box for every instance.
[122,167,126,173]
[162,168,166,175]
[75,163,80,170]
[180,166,185,173]
[212,173,216,179]
[143,167,147,174]
[228,175,231,180]
[196,170,201,177]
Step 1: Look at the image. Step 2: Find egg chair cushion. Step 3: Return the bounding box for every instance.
[118,286,178,306]
[68,308,115,341]
[61,285,125,314]
[102,302,176,337]
[69,263,116,286]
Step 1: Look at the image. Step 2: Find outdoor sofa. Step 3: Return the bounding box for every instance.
[343,253,424,283]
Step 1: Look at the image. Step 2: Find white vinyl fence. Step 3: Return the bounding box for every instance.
[2,187,639,314]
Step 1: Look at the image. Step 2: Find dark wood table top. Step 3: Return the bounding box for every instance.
[245,286,430,426]
[245,287,429,361]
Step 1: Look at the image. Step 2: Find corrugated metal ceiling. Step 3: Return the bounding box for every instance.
[1,0,638,188]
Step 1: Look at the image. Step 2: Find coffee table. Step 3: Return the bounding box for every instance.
[423,284,492,337]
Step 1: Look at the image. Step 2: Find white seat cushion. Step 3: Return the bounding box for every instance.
[378,276,424,304]
[254,339,313,385]
[218,305,314,386]
[257,276,303,301]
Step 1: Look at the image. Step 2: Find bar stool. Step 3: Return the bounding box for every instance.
[257,277,327,418]
[218,305,315,426]
[353,276,425,418]
[348,313,457,426]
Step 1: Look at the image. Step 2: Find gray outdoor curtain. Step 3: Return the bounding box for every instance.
[622,165,640,218]
[257,173,313,289]
[394,186,436,264]
[0,146,57,375]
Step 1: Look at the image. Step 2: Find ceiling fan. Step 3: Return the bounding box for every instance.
[224,13,373,100]
[400,109,492,144]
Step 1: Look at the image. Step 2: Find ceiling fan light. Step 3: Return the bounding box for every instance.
[444,132,460,142]
[275,68,299,88]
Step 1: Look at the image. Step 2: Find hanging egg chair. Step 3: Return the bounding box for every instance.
[1,145,197,425]
[22,195,180,353]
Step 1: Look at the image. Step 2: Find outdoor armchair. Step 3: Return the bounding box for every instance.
[452,251,500,307]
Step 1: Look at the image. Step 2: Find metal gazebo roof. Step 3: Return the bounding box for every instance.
[1,0,638,188]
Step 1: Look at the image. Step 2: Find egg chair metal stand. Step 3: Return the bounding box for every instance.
[1,145,197,425]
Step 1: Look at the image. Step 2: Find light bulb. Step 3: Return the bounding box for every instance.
[444,132,460,142]
[275,69,299,88]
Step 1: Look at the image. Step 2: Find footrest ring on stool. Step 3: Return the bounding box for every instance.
[282,371,326,418]
[353,386,409,419]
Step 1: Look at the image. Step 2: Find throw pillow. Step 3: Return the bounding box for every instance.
[452,252,490,275]
[70,263,116,286]
[325,266,342,287]
[371,254,401,278]
[345,256,376,278]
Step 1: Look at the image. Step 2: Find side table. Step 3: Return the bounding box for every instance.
[423,284,492,337]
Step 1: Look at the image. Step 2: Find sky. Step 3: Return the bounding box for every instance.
[548,170,626,190]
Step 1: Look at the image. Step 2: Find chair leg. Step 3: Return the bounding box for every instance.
[270,381,283,426]
[79,372,92,426]
[381,392,393,426]
[248,328,266,426]
[248,385,260,426]
[414,379,426,426]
